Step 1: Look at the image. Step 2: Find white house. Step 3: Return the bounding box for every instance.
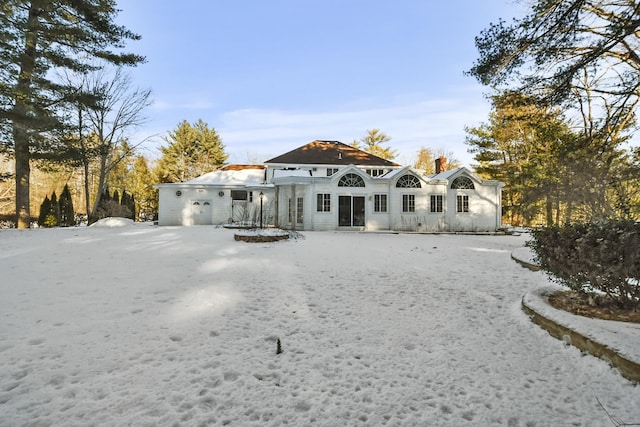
[156,140,504,232]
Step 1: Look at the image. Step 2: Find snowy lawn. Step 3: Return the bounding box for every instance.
[1,222,638,426]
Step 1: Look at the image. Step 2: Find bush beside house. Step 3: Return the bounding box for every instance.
[527,220,640,310]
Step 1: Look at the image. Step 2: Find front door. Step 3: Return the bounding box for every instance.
[231,200,247,222]
[338,196,365,227]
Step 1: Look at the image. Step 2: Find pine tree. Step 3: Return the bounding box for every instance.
[38,195,51,227]
[465,91,575,226]
[94,186,111,220]
[351,129,397,160]
[129,155,157,220]
[102,187,111,203]
[0,1,144,228]
[47,191,60,227]
[156,120,228,183]
[129,193,137,220]
[121,191,135,220]
[58,184,75,227]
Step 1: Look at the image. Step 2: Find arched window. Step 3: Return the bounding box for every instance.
[451,176,475,190]
[396,174,421,188]
[338,173,365,187]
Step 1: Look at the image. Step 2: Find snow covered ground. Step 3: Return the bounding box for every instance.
[1,221,638,426]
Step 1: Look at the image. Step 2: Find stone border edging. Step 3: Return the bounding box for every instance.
[521,296,640,384]
[234,234,289,243]
[511,253,541,271]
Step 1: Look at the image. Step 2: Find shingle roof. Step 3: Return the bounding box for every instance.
[265,140,400,167]
[219,164,265,171]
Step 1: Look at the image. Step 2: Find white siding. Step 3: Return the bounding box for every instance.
[158,187,276,226]
[389,183,449,232]
[445,185,500,232]
[158,165,502,232]
[158,188,184,225]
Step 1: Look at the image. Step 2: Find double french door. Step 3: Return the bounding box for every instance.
[338,196,365,227]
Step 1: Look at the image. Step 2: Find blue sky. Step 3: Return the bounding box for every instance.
[115,1,525,167]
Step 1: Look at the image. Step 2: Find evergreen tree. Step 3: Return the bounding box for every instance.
[47,191,60,227]
[130,194,137,220]
[465,91,601,226]
[95,186,110,220]
[102,187,111,203]
[58,184,75,226]
[38,195,50,227]
[469,0,640,110]
[129,155,157,220]
[0,1,145,228]
[351,129,397,160]
[468,0,640,225]
[101,149,156,220]
[156,119,228,183]
[120,191,135,220]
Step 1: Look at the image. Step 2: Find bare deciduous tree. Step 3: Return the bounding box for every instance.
[66,67,152,223]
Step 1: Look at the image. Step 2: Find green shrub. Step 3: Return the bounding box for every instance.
[527,220,640,310]
[43,214,58,228]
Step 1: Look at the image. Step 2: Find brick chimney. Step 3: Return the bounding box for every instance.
[435,156,447,174]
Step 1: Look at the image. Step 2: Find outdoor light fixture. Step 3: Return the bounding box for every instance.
[259,191,264,229]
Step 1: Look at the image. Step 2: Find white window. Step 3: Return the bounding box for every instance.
[296,197,304,224]
[317,194,331,212]
[457,195,469,213]
[231,190,247,200]
[338,173,366,187]
[366,169,386,177]
[327,168,339,176]
[402,194,415,213]
[374,194,387,212]
[451,176,475,189]
[430,195,443,213]
[396,175,422,188]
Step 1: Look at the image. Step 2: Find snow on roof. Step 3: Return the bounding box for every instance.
[185,166,265,186]
[429,167,503,187]
[429,167,464,180]
[272,169,312,179]
[380,168,406,180]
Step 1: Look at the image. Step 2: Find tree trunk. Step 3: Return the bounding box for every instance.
[545,195,553,227]
[14,132,30,229]
[89,125,109,224]
[82,152,92,222]
[13,4,41,229]
[555,192,561,225]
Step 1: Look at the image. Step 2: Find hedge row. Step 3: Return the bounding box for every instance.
[527,220,640,309]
